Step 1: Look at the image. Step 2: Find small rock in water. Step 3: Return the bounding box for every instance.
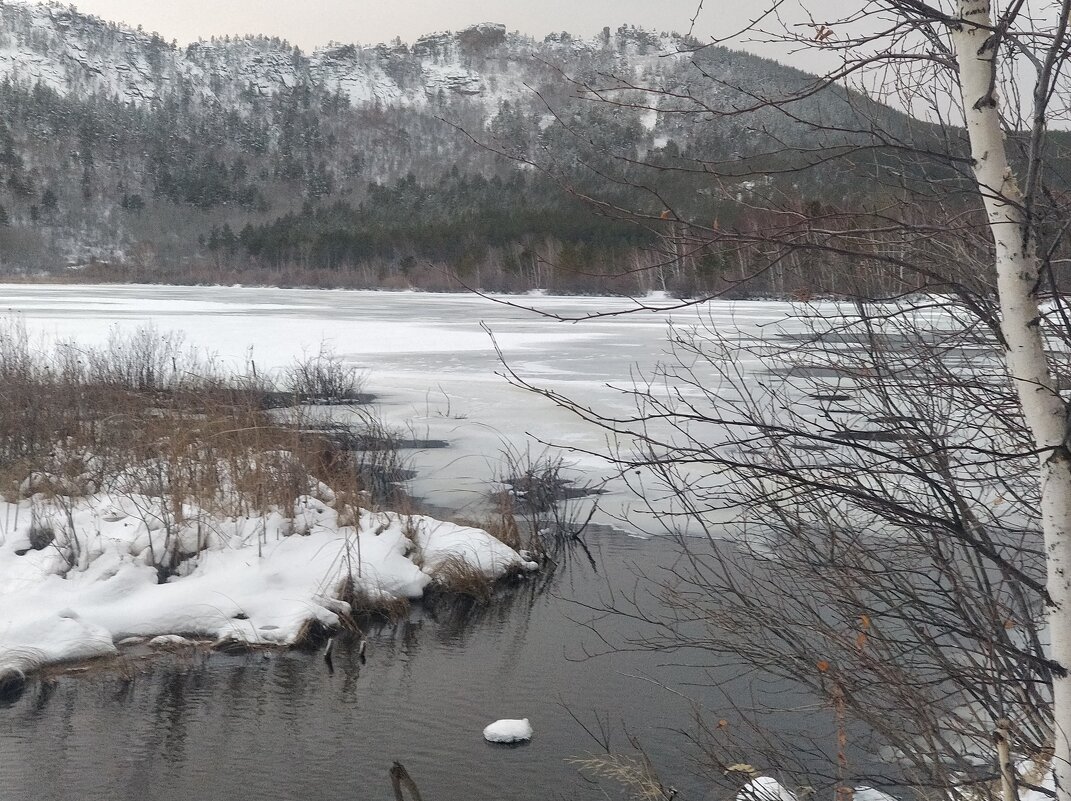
[483,718,533,743]
[148,635,194,649]
[0,667,27,704]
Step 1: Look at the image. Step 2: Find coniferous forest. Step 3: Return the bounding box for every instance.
[4,3,1071,295]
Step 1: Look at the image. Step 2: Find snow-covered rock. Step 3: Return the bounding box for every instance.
[853,789,899,801]
[736,778,798,801]
[147,634,196,649]
[483,717,533,743]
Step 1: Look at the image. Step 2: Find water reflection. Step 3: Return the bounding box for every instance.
[0,533,864,801]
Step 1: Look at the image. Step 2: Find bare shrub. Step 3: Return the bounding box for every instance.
[285,344,365,403]
[338,411,412,506]
[84,325,221,392]
[567,752,674,801]
[489,444,601,557]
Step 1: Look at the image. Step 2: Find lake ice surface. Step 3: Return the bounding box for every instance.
[1,284,810,534]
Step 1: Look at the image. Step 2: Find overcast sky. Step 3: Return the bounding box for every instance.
[61,0,808,61]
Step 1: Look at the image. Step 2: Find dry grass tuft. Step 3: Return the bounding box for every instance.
[348,588,411,622]
[477,505,525,552]
[451,507,526,555]
[294,618,336,649]
[491,445,601,549]
[567,753,675,801]
[428,554,494,602]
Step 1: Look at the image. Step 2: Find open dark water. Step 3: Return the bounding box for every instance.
[0,533,852,801]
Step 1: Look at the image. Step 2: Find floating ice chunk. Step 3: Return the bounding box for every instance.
[483,718,533,743]
[737,777,799,801]
[854,789,899,801]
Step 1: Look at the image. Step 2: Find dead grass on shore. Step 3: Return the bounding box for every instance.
[0,318,551,649]
[427,554,496,602]
[0,319,384,514]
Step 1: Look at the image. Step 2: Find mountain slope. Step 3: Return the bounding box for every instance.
[0,1,948,292]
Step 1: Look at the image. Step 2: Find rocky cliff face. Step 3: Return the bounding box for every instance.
[0,3,693,114]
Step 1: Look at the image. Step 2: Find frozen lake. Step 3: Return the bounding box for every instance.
[1,284,804,534]
[0,284,897,801]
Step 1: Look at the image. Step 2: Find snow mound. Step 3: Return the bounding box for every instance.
[483,717,533,743]
[412,515,539,577]
[0,493,535,675]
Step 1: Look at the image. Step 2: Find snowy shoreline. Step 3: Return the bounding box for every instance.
[0,488,538,681]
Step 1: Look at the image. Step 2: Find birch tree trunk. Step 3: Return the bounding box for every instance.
[953,2,1071,795]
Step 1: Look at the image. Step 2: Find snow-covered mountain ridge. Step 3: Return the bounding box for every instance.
[0,1,906,284]
[0,1,691,110]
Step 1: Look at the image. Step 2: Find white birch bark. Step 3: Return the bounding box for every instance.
[953,2,1071,795]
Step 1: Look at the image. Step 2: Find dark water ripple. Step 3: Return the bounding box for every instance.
[0,534,846,801]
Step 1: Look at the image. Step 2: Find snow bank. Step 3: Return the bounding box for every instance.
[0,493,534,676]
[412,515,539,577]
[483,718,533,743]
